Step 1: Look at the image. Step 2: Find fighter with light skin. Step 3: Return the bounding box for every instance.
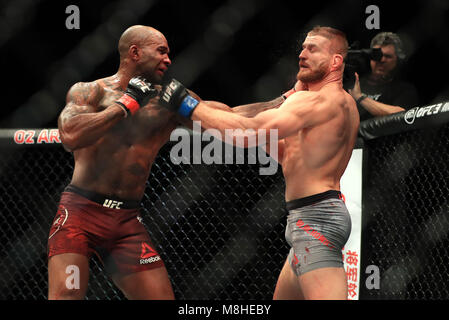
[159,26,360,300]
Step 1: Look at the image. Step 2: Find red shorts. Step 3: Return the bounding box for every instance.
[47,187,165,275]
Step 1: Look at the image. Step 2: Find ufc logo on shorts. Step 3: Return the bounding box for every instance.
[103,199,123,209]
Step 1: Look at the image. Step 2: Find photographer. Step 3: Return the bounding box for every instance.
[348,32,419,121]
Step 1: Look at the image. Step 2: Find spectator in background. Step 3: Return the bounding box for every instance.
[349,32,419,121]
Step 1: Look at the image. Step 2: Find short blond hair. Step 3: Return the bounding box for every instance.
[307,26,348,59]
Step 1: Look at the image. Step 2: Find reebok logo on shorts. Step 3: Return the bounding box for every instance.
[139,242,161,265]
[48,205,69,240]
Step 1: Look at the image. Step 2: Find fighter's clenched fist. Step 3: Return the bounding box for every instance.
[115,77,159,116]
[159,78,199,118]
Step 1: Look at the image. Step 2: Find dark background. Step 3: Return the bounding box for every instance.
[0,0,448,128]
[1,0,449,301]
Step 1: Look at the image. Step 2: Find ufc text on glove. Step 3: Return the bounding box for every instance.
[160,79,199,118]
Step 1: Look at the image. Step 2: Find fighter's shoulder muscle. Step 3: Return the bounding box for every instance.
[292,89,351,111]
[66,80,105,107]
[278,89,352,130]
[60,81,108,125]
[280,90,328,115]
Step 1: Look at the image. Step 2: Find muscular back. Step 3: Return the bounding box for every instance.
[279,87,359,200]
[59,76,177,200]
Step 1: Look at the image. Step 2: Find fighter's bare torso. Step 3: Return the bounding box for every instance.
[278,85,359,201]
[60,75,177,200]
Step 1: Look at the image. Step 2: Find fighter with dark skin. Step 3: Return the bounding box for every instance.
[48,25,286,300]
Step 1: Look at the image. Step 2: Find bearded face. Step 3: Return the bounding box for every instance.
[296,35,333,84]
[297,60,328,83]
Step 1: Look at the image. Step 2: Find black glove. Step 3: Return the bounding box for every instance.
[115,77,158,116]
[159,78,199,118]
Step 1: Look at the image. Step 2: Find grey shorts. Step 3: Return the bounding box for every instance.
[285,190,351,276]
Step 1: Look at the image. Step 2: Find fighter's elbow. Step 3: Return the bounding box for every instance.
[58,124,83,151]
[59,131,77,152]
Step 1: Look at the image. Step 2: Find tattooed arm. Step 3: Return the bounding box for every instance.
[229,96,286,117]
[175,92,285,129]
[58,81,125,152]
[228,79,308,117]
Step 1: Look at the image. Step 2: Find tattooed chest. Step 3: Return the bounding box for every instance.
[99,91,123,111]
[97,79,176,142]
[123,109,175,141]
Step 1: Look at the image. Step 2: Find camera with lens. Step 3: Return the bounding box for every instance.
[343,42,383,90]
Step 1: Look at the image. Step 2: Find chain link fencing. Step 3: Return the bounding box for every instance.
[0,138,288,300]
[359,123,449,299]
[0,123,448,299]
